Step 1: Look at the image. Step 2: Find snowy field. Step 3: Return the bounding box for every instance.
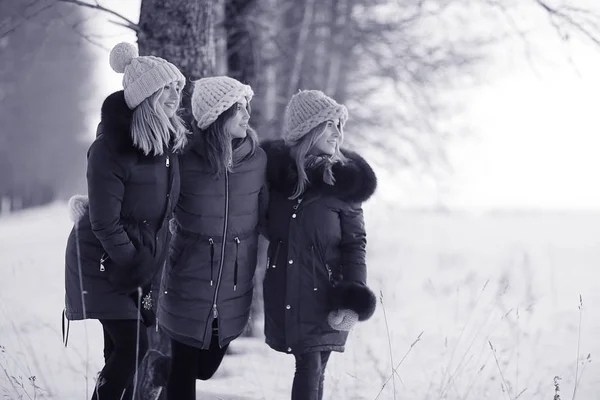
[1,201,599,399]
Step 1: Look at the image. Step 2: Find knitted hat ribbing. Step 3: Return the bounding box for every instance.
[109,42,186,110]
[191,76,254,130]
[283,90,348,143]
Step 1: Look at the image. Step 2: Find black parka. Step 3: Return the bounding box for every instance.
[158,137,268,350]
[261,139,377,355]
[65,91,180,321]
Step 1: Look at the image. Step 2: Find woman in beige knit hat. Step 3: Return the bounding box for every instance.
[64,42,187,400]
[260,90,378,400]
[158,76,268,399]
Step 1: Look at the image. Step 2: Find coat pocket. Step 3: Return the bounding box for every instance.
[310,245,334,286]
[168,235,198,274]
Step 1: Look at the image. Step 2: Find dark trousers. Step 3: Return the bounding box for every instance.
[165,323,229,400]
[292,351,332,400]
[92,319,148,400]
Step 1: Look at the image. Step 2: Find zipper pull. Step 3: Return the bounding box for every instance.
[166,155,170,167]
[293,198,303,210]
[213,304,218,318]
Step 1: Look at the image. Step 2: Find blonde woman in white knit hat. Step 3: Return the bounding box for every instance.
[158,76,268,399]
[64,42,187,399]
[260,90,378,399]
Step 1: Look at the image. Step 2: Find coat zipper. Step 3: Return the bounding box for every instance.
[314,245,333,282]
[205,169,229,345]
[156,152,171,331]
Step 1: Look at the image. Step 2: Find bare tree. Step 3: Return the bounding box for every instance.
[0,0,95,213]
[231,0,600,170]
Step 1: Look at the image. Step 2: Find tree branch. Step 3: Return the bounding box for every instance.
[533,0,600,46]
[57,0,140,32]
[0,0,55,38]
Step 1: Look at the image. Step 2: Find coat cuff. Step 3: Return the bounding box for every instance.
[330,281,376,321]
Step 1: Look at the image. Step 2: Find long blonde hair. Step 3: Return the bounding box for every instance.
[130,86,188,156]
[287,121,347,199]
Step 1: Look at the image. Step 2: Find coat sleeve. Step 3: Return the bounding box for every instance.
[87,139,137,266]
[339,203,367,283]
[332,202,376,321]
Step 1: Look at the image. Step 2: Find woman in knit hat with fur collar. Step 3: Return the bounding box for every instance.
[64,42,186,400]
[158,76,268,399]
[261,90,377,400]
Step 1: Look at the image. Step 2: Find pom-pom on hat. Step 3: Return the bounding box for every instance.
[191,76,254,130]
[283,90,348,143]
[109,42,186,110]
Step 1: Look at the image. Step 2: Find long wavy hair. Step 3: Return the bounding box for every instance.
[197,102,258,178]
[286,121,348,199]
[130,86,188,156]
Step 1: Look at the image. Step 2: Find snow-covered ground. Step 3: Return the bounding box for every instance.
[1,201,599,399]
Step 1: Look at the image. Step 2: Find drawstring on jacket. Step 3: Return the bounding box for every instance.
[233,237,240,290]
[209,238,215,286]
[310,246,318,291]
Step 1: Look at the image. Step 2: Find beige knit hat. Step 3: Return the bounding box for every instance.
[109,42,186,110]
[191,76,254,130]
[283,90,348,143]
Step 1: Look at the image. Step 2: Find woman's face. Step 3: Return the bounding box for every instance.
[224,98,250,139]
[312,119,342,156]
[158,81,183,118]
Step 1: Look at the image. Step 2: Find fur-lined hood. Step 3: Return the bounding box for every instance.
[96,90,135,153]
[261,139,377,204]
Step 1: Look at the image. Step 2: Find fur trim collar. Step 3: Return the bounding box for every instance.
[261,139,377,203]
[98,90,135,153]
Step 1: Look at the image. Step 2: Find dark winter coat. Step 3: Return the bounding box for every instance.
[261,139,377,355]
[64,91,180,321]
[158,136,268,350]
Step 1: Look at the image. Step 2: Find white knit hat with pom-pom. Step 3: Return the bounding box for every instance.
[109,42,185,110]
[191,76,254,130]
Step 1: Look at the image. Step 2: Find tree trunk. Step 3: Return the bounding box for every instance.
[138,0,216,124]
[133,2,218,395]
[138,0,216,80]
[286,0,315,99]
[225,0,257,85]
[225,0,266,142]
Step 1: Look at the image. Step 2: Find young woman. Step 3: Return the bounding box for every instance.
[158,76,268,400]
[64,42,187,400]
[261,90,377,400]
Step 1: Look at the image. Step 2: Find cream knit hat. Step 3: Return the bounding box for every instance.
[283,90,348,143]
[191,76,254,130]
[109,42,186,110]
